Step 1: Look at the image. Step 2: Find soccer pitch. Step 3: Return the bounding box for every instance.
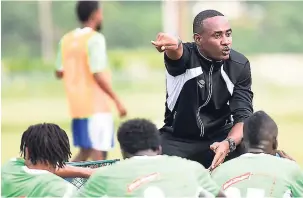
[2,67,303,167]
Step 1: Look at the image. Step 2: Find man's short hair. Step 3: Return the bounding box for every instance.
[193,9,224,34]
[20,123,71,168]
[243,111,278,147]
[117,118,160,155]
[76,1,100,23]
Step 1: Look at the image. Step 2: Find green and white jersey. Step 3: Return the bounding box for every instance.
[77,155,221,197]
[211,153,303,198]
[1,158,76,197]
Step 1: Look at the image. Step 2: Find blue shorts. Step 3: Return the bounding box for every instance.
[72,113,114,151]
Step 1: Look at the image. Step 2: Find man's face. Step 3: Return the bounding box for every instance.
[194,16,232,61]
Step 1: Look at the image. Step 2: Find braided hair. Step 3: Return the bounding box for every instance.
[20,123,71,168]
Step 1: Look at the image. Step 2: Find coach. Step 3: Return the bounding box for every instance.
[151,10,253,170]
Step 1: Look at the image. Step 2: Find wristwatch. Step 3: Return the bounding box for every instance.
[225,137,236,152]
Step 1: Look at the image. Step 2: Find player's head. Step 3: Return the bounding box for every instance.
[193,10,232,61]
[76,1,103,31]
[20,123,72,172]
[117,118,161,159]
[243,111,278,155]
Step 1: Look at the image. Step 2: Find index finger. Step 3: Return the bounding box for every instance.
[151,40,168,47]
[156,32,164,40]
[210,151,223,170]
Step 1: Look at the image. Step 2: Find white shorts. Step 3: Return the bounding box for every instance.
[72,113,114,151]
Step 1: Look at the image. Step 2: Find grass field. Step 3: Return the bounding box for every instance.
[2,57,303,167]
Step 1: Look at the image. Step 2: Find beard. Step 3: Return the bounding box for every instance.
[95,23,102,32]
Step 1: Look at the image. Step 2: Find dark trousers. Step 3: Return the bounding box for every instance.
[160,131,244,168]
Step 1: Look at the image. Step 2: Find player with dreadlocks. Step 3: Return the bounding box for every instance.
[2,123,94,197]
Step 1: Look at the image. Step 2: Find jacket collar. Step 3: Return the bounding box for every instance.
[195,45,224,72]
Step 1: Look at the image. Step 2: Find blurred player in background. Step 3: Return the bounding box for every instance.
[1,123,95,197]
[55,1,127,162]
[211,111,303,197]
[77,118,226,197]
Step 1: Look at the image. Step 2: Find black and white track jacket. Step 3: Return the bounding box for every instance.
[160,42,253,141]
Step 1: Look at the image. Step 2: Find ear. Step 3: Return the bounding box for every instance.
[120,149,127,159]
[273,138,278,150]
[25,147,29,160]
[193,33,201,45]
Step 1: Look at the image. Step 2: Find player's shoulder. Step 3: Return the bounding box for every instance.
[221,153,299,172]
[60,28,104,40]
[37,170,62,181]
[211,154,249,176]
[59,29,76,41]
[88,31,106,45]
[255,153,298,165]
[271,155,301,170]
[42,173,76,189]
[229,49,249,65]
[2,158,24,173]
[89,164,113,178]
[163,155,206,170]
[92,31,105,39]
[262,155,302,179]
[2,158,17,168]
[42,176,77,197]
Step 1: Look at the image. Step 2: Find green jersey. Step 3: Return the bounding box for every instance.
[211,153,303,198]
[78,155,221,197]
[1,158,76,197]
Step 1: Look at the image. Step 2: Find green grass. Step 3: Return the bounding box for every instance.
[2,69,303,167]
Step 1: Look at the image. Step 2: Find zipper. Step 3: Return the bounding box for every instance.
[196,64,214,137]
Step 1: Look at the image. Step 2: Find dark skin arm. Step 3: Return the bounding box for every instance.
[55,165,96,178]
[93,72,126,117]
[227,122,244,146]
[209,122,244,171]
[210,61,253,170]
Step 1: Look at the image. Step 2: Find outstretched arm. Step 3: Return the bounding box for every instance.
[55,165,96,178]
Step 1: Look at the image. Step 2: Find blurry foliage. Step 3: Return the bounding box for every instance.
[2,49,163,73]
[240,1,303,53]
[1,1,162,58]
[1,1,303,72]
[2,58,53,73]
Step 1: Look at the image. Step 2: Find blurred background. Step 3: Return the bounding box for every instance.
[1,1,303,166]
